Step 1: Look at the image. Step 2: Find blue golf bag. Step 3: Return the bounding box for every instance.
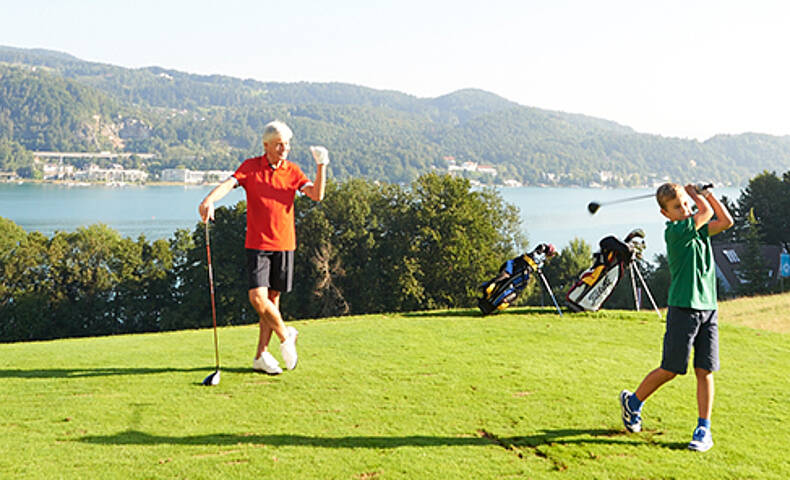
[478,243,562,316]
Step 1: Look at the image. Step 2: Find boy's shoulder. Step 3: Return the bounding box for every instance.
[664,217,710,246]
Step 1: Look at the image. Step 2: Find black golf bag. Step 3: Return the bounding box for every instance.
[478,243,562,316]
[565,229,658,314]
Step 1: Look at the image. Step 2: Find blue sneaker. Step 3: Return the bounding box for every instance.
[688,426,713,452]
[619,390,642,433]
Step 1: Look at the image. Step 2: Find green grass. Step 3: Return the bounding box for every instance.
[1,300,789,479]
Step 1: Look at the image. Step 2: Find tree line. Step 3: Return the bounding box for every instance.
[2,171,787,343]
[0,174,524,341]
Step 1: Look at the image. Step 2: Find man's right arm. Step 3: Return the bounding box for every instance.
[198,176,237,222]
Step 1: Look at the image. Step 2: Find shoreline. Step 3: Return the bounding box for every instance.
[1,179,223,187]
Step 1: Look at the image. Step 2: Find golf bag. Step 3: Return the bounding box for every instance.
[565,229,659,315]
[478,243,562,316]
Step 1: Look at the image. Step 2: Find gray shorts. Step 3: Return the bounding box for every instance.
[660,306,719,374]
[246,249,294,292]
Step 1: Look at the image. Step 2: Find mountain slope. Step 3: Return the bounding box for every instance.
[1,45,788,185]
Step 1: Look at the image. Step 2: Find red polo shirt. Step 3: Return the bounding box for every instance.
[233,155,310,251]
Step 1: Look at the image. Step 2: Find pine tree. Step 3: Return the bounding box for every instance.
[738,209,770,296]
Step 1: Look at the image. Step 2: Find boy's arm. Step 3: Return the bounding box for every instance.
[704,191,735,236]
[685,184,713,231]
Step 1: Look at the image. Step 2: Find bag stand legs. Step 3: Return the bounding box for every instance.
[628,262,662,319]
[537,269,563,317]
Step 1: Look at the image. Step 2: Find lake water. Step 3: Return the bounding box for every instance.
[500,186,742,261]
[0,182,742,262]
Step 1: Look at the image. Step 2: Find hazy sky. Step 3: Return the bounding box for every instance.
[2,0,789,140]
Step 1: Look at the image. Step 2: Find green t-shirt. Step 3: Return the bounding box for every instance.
[665,217,717,310]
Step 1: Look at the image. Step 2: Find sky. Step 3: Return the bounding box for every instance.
[2,0,789,141]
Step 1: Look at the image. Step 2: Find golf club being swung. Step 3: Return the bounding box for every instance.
[202,221,221,386]
[588,183,714,215]
[587,193,655,215]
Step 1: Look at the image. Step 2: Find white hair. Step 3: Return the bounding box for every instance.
[262,120,293,144]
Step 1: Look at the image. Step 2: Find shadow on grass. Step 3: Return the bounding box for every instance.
[78,427,661,449]
[0,366,251,379]
[506,428,688,451]
[485,428,640,449]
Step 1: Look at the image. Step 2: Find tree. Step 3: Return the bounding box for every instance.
[0,216,27,259]
[541,238,593,298]
[410,174,526,309]
[0,221,179,342]
[737,210,771,296]
[735,171,790,248]
[170,202,251,330]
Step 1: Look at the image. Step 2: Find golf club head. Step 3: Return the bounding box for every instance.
[202,370,220,386]
[624,228,646,242]
[587,202,601,214]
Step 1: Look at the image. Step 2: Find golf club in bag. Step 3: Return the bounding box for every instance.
[565,229,661,317]
[202,221,221,386]
[478,243,563,316]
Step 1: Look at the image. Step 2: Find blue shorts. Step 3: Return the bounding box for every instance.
[660,306,719,374]
[246,249,294,292]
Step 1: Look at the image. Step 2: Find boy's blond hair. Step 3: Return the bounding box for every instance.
[656,182,684,210]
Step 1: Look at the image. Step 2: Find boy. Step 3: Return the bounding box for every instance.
[619,183,733,451]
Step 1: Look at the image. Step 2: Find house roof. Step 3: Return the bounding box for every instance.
[713,242,783,292]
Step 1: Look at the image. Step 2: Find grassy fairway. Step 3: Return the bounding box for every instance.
[1,297,789,479]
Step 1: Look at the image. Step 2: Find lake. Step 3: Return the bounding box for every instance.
[0,182,742,262]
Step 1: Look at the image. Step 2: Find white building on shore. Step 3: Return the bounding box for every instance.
[161,168,234,184]
[73,164,148,183]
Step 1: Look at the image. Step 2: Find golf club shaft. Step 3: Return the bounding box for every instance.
[598,193,654,207]
[205,222,220,370]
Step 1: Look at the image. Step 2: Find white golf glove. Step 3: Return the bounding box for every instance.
[309,146,330,165]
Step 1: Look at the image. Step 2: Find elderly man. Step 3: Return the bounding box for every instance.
[199,120,328,374]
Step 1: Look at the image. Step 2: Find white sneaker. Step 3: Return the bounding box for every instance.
[280,326,299,370]
[688,426,713,452]
[253,351,282,375]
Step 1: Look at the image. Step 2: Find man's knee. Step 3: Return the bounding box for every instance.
[249,287,269,303]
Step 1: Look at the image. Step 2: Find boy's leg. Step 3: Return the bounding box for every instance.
[688,310,717,452]
[620,367,676,433]
[693,309,719,420]
[695,368,714,420]
[635,367,677,402]
[620,306,693,432]
[689,368,715,451]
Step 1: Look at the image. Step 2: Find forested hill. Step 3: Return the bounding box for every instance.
[2,45,789,186]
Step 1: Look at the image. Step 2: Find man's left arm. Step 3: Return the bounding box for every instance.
[302,146,328,202]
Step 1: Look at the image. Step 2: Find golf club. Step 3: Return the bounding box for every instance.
[202,220,221,386]
[587,193,654,215]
